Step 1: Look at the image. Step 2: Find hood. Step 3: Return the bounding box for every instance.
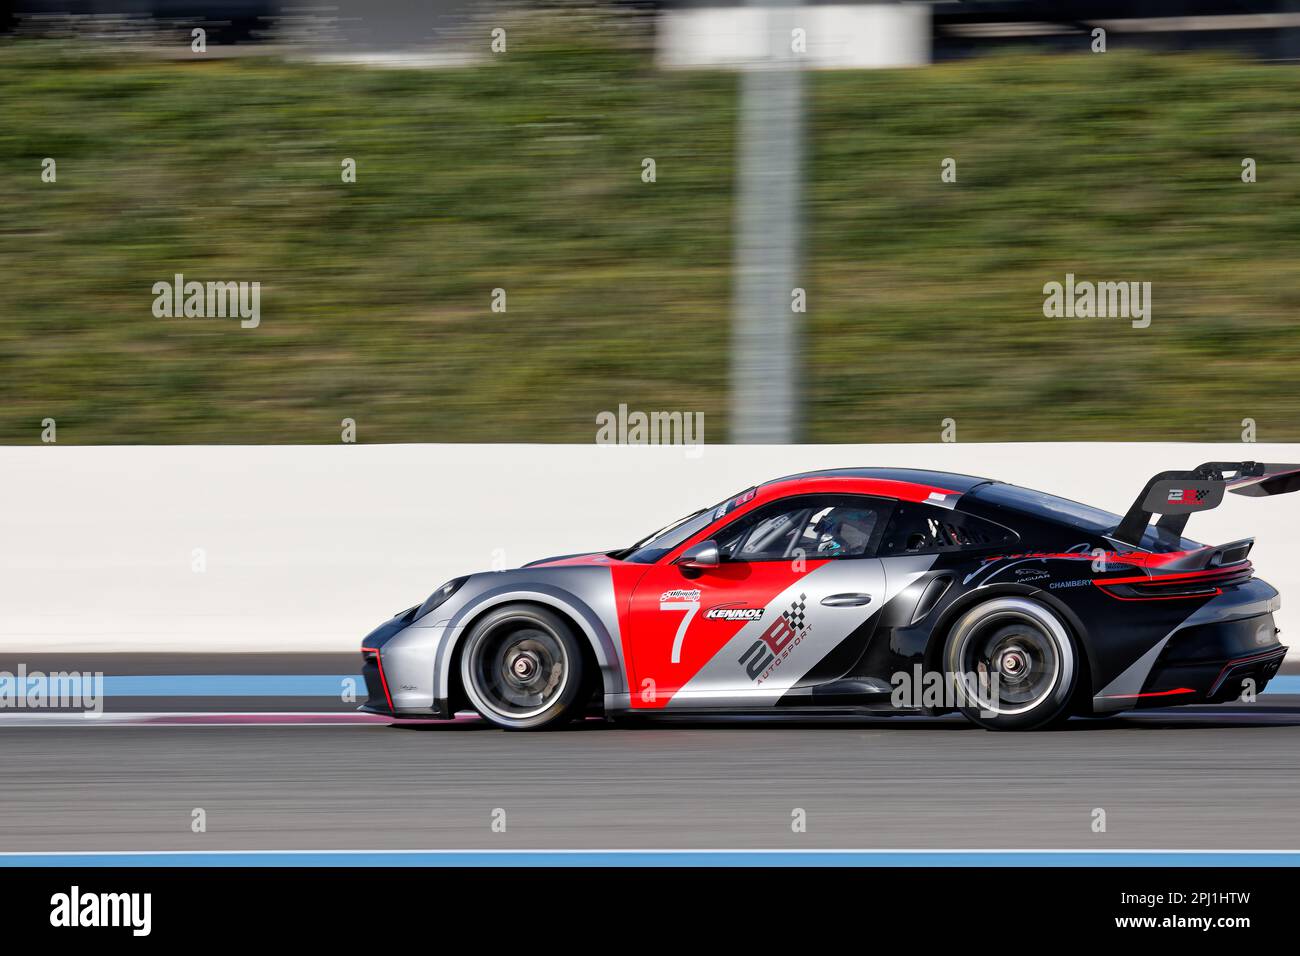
[522,551,620,568]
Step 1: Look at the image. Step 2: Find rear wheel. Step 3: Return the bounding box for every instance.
[460,605,586,730]
[943,597,1078,731]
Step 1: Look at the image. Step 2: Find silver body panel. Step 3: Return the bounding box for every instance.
[378,565,630,713]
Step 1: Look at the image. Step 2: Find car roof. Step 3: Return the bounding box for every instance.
[760,467,996,496]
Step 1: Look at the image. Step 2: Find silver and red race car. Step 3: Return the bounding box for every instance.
[361,463,1298,730]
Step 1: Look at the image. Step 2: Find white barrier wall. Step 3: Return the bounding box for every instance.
[1,443,1297,656]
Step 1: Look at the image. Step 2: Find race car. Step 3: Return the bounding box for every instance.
[360,462,1298,731]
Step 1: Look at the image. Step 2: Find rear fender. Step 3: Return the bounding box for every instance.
[922,581,1097,701]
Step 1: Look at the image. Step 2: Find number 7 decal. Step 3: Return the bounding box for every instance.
[661,599,700,664]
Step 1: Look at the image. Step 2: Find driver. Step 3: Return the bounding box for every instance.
[813,509,877,556]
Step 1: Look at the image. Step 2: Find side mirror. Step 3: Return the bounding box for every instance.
[677,539,720,570]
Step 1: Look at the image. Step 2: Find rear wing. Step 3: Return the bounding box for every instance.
[1111,461,1300,548]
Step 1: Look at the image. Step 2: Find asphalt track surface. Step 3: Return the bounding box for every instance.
[2,656,1299,853]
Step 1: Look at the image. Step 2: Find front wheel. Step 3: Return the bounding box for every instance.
[942,597,1078,731]
[460,604,587,730]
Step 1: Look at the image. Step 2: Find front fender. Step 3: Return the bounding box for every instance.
[431,573,629,709]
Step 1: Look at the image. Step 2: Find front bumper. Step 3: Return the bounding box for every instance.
[359,608,458,719]
[360,648,394,714]
[358,648,456,719]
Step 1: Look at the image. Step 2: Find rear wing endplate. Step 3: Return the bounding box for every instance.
[1111,461,1300,547]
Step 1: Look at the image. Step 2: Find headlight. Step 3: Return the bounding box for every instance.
[414,577,467,621]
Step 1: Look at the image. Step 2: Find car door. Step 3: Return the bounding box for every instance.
[624,494,893,709]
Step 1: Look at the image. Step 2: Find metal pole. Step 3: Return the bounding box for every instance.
[730,0,803,444]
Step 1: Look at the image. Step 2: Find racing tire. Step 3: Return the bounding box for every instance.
[942,597,1079,731]
[460,604,587,730]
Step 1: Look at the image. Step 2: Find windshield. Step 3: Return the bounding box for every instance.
[614,487,756,563]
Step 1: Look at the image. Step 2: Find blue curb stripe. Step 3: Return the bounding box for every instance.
[1,850,1299,867]
[1263,674,1300,693]
[104,675,356,696]
[0,675,357,697]
[1,673,1295,698]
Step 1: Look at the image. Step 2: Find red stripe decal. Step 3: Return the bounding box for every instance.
[363,647,395,712]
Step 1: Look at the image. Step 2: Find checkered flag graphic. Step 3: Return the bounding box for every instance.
[1193,489,1210,502]
[783,593,808,631]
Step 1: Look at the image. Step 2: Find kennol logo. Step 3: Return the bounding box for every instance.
[705,605,764,622]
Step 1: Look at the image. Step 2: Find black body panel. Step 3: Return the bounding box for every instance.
[779,474,1287,717]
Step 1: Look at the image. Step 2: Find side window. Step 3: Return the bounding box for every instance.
[879,504,1017,556]
[716,495,892,562]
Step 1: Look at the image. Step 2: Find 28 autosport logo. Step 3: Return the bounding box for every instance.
[737,594,809,685]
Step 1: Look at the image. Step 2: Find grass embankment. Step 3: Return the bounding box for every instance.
[2,20,1298,442]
